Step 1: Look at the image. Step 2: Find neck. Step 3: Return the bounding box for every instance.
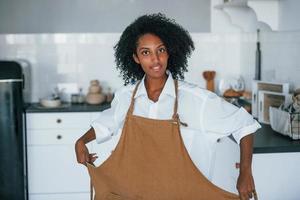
[144,74,168,92]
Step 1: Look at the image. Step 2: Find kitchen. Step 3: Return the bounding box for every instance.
[0,0,300,200]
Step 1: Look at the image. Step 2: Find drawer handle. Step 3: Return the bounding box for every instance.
[56,118,62,123]
[57,135,62,140]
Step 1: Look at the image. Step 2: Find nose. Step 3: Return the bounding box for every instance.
[151,52,159,63]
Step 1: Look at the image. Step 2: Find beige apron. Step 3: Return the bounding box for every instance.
[87,80,240,200]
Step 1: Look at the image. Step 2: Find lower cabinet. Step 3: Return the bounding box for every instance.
[27,112,300,200]
[252,152,300,200]
[26,112,97,199]
[211,137,300,200]
[27,145,89,194]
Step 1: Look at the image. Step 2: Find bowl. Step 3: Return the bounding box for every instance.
[39,99,62,108]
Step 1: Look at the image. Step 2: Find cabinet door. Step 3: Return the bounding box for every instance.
[210,137,240,194]
[253,153,300,200]
[26,112,94,199]
[27,144,90,194]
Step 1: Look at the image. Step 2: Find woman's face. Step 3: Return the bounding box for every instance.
[133,33,169,80]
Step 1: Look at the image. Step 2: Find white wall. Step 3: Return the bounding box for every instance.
[279,0,300,31]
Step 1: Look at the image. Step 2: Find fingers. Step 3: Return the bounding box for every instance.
[252,189,258,200]
[237,169,256,200]
[84,152,90,164]
[78,153,98,165]
[237,181,255,200]
[89,153,98,163]
[239,189,256,200]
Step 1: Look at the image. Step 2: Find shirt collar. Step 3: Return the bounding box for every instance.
[134,71,176,99]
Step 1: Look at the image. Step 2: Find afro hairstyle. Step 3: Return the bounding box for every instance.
[114,13,195,85]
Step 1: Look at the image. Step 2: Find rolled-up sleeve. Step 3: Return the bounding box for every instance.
[90,89,125,144]
[202,92,261,144]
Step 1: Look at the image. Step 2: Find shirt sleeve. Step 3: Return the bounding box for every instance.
[202,92,261,144]
[90,88,127,144]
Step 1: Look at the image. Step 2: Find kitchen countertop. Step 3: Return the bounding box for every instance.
[24,102,111,113]
[24,103,300,154]
[253,123,300,154]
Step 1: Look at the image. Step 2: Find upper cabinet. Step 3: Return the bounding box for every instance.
[0,0,210,34]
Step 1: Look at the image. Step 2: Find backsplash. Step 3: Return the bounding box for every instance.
[0,32,299,102]
[240,31,300,92]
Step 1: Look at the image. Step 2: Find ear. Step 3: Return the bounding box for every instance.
[133,54,140,64]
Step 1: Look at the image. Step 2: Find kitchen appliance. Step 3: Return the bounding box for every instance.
[0,61,27,199]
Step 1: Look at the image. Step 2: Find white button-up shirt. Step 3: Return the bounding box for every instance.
[91,74,261,180]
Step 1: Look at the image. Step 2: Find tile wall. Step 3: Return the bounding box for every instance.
[240,31,300,92]
[0,32,299,102]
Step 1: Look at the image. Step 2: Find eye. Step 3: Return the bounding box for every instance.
[141,50,150,56]
[158,47,167,53]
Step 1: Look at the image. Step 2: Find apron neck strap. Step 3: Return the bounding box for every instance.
[128,78,179,119]
[172,80,179,120]
[128,80,142,115]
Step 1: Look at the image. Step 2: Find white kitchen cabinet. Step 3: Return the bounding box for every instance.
[26,112,93,199]
[252,152,300,200]
[211,137,300,200]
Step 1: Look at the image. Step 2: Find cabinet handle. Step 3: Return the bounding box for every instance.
[56,118,62,123]
[57,135,62,140]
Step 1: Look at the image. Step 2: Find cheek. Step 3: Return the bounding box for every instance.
[139,57,151,66]
[162,55,169,64]
[137,59,150,70]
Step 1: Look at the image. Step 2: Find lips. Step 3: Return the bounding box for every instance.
[151,65,162,72]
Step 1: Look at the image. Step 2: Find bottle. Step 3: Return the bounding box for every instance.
[77,88,85,104]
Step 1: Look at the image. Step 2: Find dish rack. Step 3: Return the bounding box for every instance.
[269,107,300,140]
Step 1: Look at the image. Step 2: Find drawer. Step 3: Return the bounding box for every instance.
[27,128,89,145]
[26,112,91,129]
[29,193,90,200]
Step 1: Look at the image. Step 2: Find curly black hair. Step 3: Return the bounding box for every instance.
[114,13,195,85]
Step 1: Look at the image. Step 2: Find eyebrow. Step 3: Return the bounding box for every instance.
[138,44,166,51]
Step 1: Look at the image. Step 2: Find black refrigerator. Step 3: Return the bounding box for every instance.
[0,61,27,200]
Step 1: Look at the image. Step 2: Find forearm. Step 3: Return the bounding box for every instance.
[75,127,97,164]
[237,133,256,199]
[77,127,96,144]
[239,133,254,173]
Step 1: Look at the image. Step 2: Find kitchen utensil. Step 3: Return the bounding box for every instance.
[40,98,62,108]
[202,71,216,92]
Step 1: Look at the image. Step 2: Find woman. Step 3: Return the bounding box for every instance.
[75,13,260,200]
